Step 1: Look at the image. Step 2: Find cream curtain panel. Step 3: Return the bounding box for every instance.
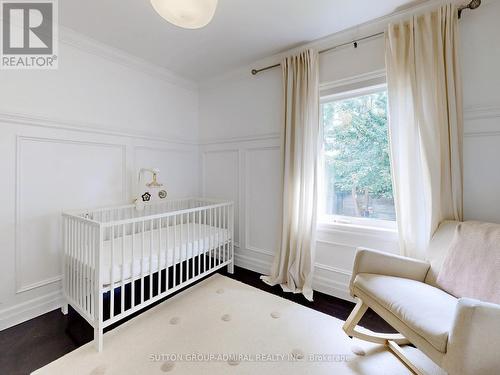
[385,3,464,259]
[261,49,319,301]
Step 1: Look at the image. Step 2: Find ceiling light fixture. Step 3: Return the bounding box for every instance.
[150,0,218,29]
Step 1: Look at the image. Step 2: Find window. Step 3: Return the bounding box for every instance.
[320,84,396,228]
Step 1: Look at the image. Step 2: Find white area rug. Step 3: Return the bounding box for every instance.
[33,274,444,375]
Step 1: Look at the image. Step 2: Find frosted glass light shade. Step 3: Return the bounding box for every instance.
[151,0,218,29]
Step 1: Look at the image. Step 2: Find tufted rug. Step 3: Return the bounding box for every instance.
[33,274,443,375]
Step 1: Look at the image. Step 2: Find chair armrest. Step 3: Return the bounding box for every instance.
[443,298,500,375]
[349,248,430,295]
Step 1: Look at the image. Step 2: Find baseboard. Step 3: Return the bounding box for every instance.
[312,274,354,303]
[234,250,272,275]
[0,290,63,331]
[234,247,353,302]
[0,252,352,331]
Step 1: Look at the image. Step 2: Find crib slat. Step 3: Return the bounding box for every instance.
[78,221,82,310]
[214,208,217,267]
[226,205,229,262]
[223,205,227,263]
[224,205,229,262]
[149,219,153,300]
[89,223,93,317]
[74,219,78,308]
[141,221,145,305]
[204,209,207,274]
[179,214,184,284]
[173,214,177,287]
[85,223,90,315]
[62,218,67,305]
[131,222,135,308]
[231,204,234,264]
[110,226,115,319]
[213,207,216,269]
[165,216,169,291]
[157,218,161,296]
[198,210,201,276]
[90,225,94,318]
[207,208,210,271]
[73,219,77,305]
[81,221,86,311]
[213,207,217,267]
[210,207,213,270]
[83,223,87,315]
[121,223,125,315]
[69,219,73,303]
[67,219,72,304]
[218,206,221,266]
[83,222,87,312]
[189,212,193,279]
[82,223,85,313]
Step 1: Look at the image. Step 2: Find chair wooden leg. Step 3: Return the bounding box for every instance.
[343,297,368,334]
[343,298,424,374]
[343,298,410,345]
[388,340,425,375]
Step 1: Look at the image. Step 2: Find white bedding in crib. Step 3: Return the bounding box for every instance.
[74,223,230,286]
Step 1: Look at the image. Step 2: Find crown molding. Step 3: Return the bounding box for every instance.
[59,26,198,92]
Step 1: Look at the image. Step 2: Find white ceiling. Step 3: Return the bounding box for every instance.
[60,0,418,82]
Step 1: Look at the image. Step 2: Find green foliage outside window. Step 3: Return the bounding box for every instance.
[322,91,395,220]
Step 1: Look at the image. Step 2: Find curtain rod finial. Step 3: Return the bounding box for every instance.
[459,0,481,18]
[251,69,258,75]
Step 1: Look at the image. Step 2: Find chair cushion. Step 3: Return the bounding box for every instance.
[354,273,458,353]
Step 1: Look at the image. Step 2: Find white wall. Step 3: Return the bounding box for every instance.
[2,0,499,330]
[460,0,500,223]
[0,30,200,329]
[199,0,500,301]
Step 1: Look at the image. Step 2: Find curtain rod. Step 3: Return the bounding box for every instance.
[251,32,384,75]
[251,0,481,76]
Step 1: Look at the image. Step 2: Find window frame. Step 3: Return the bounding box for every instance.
[318,82,397,232]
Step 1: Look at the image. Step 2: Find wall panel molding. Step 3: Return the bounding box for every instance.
[244,145,281,256]
[464,130,500,138]
[201,149,240,195]
[464,105,500,121]
[201,149,241,247]
[8,105,499,146]
[15,135,127,294]
[200,133,280,146]
[0,111,197,146]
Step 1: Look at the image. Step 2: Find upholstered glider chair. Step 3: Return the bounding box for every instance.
[343,221,500,375]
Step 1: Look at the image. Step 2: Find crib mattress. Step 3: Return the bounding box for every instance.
[72,223,230,286]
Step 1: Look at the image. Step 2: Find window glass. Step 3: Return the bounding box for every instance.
[321,88,396,223]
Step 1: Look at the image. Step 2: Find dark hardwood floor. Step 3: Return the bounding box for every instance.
[0,266,395,375]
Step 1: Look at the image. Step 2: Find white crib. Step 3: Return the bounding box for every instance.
[61,197,234,351]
